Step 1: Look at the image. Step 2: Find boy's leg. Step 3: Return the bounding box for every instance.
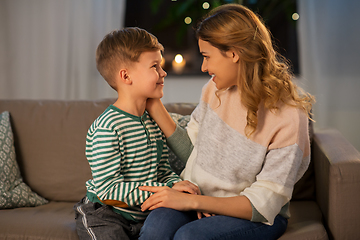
[139,207,197,240]
[74,197,142,240]
[173,214,288,240]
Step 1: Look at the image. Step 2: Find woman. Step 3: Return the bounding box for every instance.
[139,4,315,240]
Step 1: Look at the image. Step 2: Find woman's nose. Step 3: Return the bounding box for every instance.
[201,61,207,73]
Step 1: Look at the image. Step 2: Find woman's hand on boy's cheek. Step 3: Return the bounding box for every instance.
[172,180,201,195]
[145,98,162,112]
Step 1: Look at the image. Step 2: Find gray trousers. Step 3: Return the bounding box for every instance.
[74,197,143,240]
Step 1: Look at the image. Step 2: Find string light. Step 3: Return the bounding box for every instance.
[292,13,300,21]
[184,17,192,25]
[202,2,210,10]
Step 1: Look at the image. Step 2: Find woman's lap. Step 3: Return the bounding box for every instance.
[139,208,197,240]
[139,208,288,240]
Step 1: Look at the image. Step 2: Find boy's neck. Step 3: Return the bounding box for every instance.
[113,97,146,117]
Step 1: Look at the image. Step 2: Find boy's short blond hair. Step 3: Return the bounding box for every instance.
[96,27,164,90]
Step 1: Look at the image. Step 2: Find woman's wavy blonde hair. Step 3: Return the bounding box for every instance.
[196,4,315,137]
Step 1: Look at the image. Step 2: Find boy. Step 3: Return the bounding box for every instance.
[74,27,199,240]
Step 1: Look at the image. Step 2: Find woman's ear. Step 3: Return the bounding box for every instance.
[119,69,132,85]
[226,50,240,63]
[231,51,240,63]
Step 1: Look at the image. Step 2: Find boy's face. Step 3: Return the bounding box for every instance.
[127,50,167,100]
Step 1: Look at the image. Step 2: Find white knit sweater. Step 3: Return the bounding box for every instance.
[167,80,310,225]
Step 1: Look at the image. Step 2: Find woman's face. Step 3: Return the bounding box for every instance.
[198,39,239,90]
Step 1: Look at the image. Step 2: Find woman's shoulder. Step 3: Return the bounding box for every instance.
[254,102,309,149]
[261,101,307,124]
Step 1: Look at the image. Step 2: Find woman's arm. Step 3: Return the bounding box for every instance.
[139,186,253,220]
[146,98,176,137]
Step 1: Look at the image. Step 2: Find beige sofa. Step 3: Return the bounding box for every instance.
[0,99,359,240]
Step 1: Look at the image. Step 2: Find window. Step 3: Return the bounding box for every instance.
[125,0,299,75]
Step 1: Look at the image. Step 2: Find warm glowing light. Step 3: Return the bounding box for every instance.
[161,57,165,68]
[174,54,184,64]
[202,2,210,10]
[184,17,192,25]
[172,54,186,74]
[292,13,300,21]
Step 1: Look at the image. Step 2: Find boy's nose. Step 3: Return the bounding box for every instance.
[160,68,167,78]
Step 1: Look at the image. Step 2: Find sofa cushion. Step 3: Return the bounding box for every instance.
[164,102,197,116]
[0,99,116,202]
[0,111,48,209]
[0,201,79,240]
[279,201,328,240]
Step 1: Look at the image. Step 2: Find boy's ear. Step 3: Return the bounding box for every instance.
[119,69,132,85]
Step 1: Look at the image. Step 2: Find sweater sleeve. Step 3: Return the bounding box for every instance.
[242,144,308,224]
[166,110,201,162]
[241,111,310,225]
[167,124,194,163]
[156,134,182,185]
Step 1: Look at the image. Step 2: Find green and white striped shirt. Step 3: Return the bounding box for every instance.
[85,105,181,221]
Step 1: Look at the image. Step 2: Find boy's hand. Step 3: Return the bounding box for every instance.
[172,180,201,195]
[197,212,215,219]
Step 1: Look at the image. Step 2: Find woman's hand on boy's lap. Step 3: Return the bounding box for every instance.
[139,186,197,212]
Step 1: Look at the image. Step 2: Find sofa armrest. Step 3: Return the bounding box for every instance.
[312,128,360,240]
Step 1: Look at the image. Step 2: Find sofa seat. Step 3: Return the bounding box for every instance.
[280,201,327,240]
[0,201,326,240]
[0,201,78,240]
